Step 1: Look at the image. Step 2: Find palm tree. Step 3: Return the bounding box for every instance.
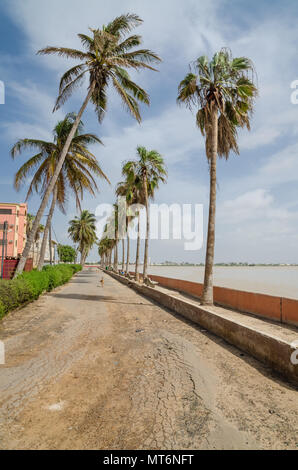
[117,170,145,279]
[12,113,108,270]
[68,210,97,265]
[24,214,43,266]
[26,213,35,237]
[32,221,45,267]
[15,13,161,277]
[115,179,137,274]
[98,236,114,268]
[116,179,135,275]
[112,204,119,271]
[123,147,167,281]
[177,48,257,305]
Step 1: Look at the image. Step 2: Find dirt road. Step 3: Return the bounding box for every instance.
[0,268,297,449]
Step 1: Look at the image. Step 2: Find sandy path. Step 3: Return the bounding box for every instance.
[0,268,297,450]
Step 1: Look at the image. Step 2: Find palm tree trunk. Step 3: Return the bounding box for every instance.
[126,232,130,274]
[14,83,95,278]
[37,186,58,271]
[121,238,125,272]
[32,243,35,268]
[143,172,149,280]
[135,212,141,282]
[113,240,118,271]
[201,106,218,305]
[80,248,86,266]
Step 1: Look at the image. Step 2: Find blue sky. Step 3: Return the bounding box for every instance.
[0,0,298,263]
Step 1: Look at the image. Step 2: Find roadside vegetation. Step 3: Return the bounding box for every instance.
[0,264,82,319]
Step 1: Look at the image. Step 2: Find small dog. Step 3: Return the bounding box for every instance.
[100,277,104,288]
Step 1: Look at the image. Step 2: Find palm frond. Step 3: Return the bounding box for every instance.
[105,13,142,37]
[112,77,141,122]
[54,72,86,111]
[37,46,89,60]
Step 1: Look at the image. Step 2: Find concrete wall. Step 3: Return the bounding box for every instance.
[282,298,298,327]
[2,258,33,279]
[132,273,298,328]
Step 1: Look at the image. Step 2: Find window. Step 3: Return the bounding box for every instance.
[0,209,12,215]
[15,241,17,247]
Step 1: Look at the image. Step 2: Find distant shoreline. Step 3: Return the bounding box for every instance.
[149,264,298,267]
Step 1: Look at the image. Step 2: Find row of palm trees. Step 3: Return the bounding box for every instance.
[98,146,167,281]
[11,12,257,306]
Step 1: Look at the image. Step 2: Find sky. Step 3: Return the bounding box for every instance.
[0,0,298,264]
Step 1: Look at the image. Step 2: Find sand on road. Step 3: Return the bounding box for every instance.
[0,268,297,450]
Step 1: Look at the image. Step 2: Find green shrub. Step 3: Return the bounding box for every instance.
[0,264,82,319]
[0,299,6,319]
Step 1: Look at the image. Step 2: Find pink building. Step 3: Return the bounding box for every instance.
[0,203,27,259]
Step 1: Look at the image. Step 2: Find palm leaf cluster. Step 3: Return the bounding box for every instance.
[38,13,161,123]
[68,210,97,264]
[12,113,108,211]
[177,48,257,159]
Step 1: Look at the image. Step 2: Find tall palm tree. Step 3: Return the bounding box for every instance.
[116,179,135,275]
[177,48,257,305]
[117,170,145,279]
[34,223,45,266]
[112,204,119,271]
[15,13,161,277]
[98,236,114,268]
[68,210,97,265]
[12,113,108,270]
[26,213,35,237]
[24,214,43,266]
[123,147,167,281]
[32,221,45,267]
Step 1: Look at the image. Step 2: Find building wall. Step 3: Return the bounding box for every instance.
[0,203,27,258]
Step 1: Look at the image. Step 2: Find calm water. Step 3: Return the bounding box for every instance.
[143,266,298,300]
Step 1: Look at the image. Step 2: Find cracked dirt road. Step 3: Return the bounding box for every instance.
[0,268,297,450]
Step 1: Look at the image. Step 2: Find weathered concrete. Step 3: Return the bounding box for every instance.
[107,271,298,387]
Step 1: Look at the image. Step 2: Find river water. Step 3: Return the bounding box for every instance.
[143,266,298,300]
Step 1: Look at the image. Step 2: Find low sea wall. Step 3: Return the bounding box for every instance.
[129,273,298,328]
[108,271,298,386]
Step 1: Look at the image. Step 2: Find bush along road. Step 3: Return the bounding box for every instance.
[0,264,82,319]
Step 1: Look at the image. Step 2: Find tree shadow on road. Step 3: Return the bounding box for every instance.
[51,293,152,306]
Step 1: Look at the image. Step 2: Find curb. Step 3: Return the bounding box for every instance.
[105,270,298,387]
